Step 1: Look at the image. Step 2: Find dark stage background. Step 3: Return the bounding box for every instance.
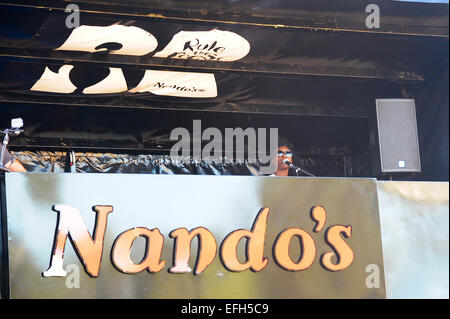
[0,0,448,180]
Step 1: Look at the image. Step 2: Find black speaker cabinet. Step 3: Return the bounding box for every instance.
[370,99,421,175]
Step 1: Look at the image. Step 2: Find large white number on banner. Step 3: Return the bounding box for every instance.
[56,25,158,56]
[31,26,234,96]
[153,30,250,61]
[30,65,77,93]
[31,66,217,97]
[31,65,129,94]
[82,68,128,94]
[129,70,217,98]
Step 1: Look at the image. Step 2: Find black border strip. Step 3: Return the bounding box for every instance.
[0,172,10,299]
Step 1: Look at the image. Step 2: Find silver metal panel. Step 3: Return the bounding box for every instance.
[5,173,385,299]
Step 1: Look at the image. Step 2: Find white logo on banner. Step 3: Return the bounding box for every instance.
[30,65,77,93]
[30,26,238,97]
[82,68,128,94]
[129,70,217,98]
[31,65,217,98]
[31,65,128,94]
[55,25,158,56]
[153,29,250,61]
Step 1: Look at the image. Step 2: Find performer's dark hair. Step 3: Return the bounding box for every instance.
[278,136,295,152]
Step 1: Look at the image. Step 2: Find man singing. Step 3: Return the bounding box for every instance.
[271,137,296,177]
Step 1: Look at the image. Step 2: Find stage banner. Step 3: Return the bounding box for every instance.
[3,173,385,298]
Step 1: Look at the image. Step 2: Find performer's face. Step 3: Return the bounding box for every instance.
[276,146,293,171]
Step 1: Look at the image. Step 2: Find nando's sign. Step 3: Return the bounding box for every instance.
[43,205,352,278]
[4,174,386,298]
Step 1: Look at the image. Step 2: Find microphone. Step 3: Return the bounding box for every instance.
[283,159,315,177]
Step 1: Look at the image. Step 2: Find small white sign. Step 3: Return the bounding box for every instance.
[153,29,250,61]
[129,70,217,98]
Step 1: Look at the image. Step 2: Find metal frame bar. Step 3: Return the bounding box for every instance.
[0,47,425,82]
[0,97,368,118]
[0,0,448,38]
[0,173,10,299]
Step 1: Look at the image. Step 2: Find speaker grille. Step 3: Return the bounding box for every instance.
[376,99,421,173]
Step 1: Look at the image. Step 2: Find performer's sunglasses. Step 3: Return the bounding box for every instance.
[277,150,293,157]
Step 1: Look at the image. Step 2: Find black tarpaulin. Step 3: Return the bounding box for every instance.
[11,150,354,177]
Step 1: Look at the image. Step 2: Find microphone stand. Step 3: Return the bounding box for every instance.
[284,160,316,177]
[0,127,24,172]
